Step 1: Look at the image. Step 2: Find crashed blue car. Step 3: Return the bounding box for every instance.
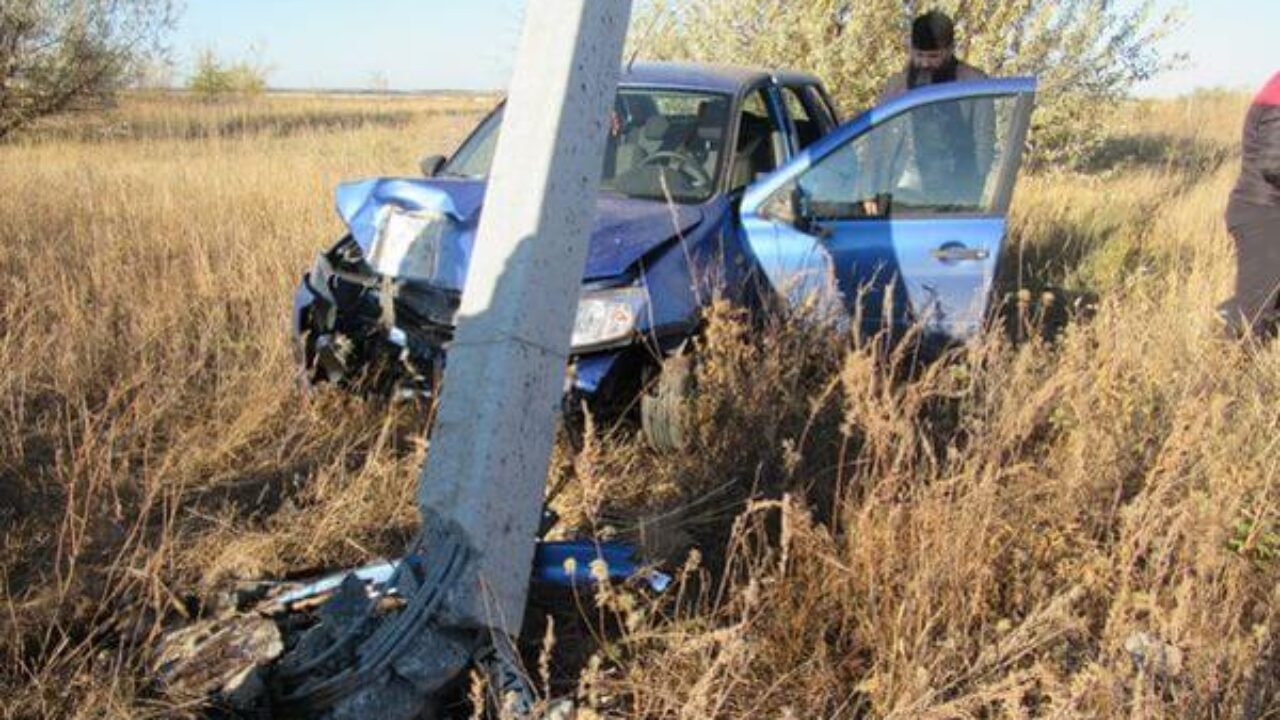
[293,62,1036,444]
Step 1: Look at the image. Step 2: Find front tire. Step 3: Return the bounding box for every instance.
[640,353,695,452]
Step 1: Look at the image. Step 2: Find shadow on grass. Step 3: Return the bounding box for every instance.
[1081,132,1234,177]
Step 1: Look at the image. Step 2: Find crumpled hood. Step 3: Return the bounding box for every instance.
[335,177,704,289]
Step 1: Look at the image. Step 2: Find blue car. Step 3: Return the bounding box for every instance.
[293,62,1036,445]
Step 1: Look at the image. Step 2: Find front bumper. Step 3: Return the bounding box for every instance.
[293,269,634,405]
[293,237,448,391]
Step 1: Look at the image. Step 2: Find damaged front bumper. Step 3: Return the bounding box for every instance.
[294,236,457,396]
[293,236,641,407]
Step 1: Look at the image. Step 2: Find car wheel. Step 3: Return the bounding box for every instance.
[640,353,695,452]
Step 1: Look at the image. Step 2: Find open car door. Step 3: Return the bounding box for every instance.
[740,77,1037,341]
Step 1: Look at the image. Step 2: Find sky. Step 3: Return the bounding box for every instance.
[172,0,1277,96]
[172,0,527,91]
[1138,0,1276,96]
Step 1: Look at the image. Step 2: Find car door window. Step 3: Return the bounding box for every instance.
[781,86,823,150]
[782,94,1023,219]
[731,90,785,191]
[802,86,839,129]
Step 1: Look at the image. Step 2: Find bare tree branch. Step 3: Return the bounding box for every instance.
[0,0,176,140]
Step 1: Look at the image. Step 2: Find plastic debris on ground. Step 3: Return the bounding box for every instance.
[153,541,671,714]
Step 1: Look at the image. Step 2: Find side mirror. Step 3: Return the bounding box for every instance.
[760,184,801,225]
[419,154,446,177]
[790,186,810,222]
[754,185,837,238]
[774,186,829,238]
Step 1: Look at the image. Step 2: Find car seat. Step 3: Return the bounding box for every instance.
[690,100,727,181]
[732,113,782,191]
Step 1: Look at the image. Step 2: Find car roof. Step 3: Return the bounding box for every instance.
[620,61,823,95]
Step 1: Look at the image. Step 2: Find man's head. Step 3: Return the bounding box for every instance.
[909,10,956,71]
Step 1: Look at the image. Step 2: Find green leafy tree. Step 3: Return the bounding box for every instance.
[631,0,1182,167]
[186,49,267,99]
[0,0,177,139]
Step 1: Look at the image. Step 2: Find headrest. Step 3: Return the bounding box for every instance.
[695,101,727,141]
[641,115,670,141]
[697,125,724,142]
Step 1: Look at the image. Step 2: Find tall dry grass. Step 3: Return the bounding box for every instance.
[576,90,1278,719]
[0,90,1274,719]
[0,95,483,718]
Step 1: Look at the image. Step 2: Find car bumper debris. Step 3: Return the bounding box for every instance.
[154,541,669,713]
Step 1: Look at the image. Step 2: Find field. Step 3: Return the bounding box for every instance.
[0,90,1276,719]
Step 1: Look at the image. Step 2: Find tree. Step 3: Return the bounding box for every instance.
[631,0,1182,167]
[186,49,268,99]
[0,0,177,140]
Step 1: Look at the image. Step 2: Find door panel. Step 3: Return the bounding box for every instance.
[817,216,1008,338]
[740,78,1037,341]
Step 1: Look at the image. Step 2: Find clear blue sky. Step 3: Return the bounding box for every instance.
[172,0,1276,95]
[1139,0,1276,95]
[173,0,526,91]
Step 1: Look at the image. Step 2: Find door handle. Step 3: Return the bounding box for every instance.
[931,244,989,263]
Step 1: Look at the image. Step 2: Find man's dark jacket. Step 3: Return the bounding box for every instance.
[1232,73,1280,209]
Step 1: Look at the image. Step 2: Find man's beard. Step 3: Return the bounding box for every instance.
[907,56,959,88]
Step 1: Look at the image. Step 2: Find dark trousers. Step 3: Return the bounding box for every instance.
[1221,199,1280,338]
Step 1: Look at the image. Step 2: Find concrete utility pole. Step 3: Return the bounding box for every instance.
[419,0,633,637]
[279,7,635,715]
[191,5,635,717]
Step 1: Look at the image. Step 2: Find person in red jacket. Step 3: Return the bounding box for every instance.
[1221,72,1280,339]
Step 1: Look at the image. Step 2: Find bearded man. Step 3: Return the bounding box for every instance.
[864,11,995,215]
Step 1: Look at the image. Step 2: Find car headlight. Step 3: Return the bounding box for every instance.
[572,287,647,351]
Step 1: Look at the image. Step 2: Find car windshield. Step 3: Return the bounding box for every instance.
[440,88,732,204]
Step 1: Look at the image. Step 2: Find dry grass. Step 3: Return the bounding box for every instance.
[0,90,1276,719]
[14,91,493,145]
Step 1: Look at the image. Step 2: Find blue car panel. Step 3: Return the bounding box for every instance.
[749,216,1011,337]
[570,353,621,394]
[336,178,480,290]
[333,177,706,289]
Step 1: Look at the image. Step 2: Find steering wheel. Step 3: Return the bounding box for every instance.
[641,151,713,189]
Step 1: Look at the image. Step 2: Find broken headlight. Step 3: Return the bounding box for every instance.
[367,206,448,280]
[572,287,647,351]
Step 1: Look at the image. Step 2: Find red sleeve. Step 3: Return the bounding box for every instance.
[1257,72,1280,107]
